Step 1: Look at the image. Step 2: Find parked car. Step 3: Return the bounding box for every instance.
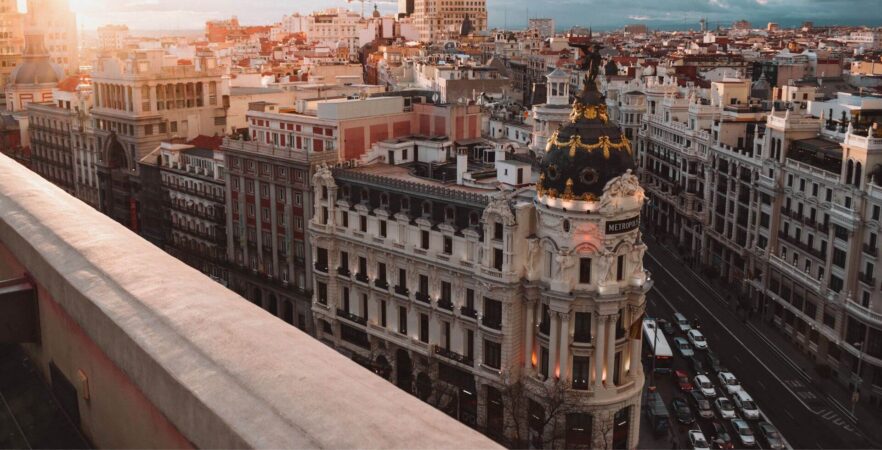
[717,371,742,395]
[672,397,695,424]
[688,429,711,450]
[674,337,694,357]
[694,374,717,398]
[687,329,708,350]
[710,421,734,449]
[658,318,676,335]
[676,369,694,392]
[714,397,736,419]
[705,351,723,373]
[674,312,691,332]
[731,418,756,447]
[758,421,785,449]
[689,390,715,419]
[732,389,760,420]
[690,355,707,374]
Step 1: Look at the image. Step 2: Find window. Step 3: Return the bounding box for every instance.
[358,256,367,277]
[466,329,474,360]
[317,282,327,304]
[341,211,349,228]
[360,215,367,232]
[579,258,591,284]
[378,262,387,283]
[494,222,503,240]
[443,236,452,254]
[466,288,475,311]
[540,346,549,378]
[361,294,368,320]
[421,230,430,249]
[573,356,589,389]
[420,313,429,343]
[493,248,503,271]
[484,339,501,369]
[379,220,387,238]
[419,274,429,296]
[874,205,881,221]
[398,306,407,335]
[616,255,625,281]
[483,298,502,330]
[833,248,847,268]
[574,312,591,342]
[342,287,350,313]
[381,300,387,327]
[441,281,451,303]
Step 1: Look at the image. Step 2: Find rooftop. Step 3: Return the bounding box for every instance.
[0,153,498,449]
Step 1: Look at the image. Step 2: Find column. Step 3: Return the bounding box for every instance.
[606,314,617,386]
[630,338,641,379]
[524,301,535,370]
[558,313,570,382]
[549,311,560,380]
[594,315,606,388]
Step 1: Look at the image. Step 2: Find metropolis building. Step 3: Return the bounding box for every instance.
[308,76,649,448]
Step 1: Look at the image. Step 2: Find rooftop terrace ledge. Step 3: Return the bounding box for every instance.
[0,153,499,450]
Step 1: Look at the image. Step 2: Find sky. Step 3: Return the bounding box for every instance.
[21,0,882,32]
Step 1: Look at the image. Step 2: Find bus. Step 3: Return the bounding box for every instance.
[643,318,673,374]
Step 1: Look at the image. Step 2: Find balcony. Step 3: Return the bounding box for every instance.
[355,272,370,284]
[437,298,454,311]
[482,316,502,330]
[461,306,478,319]
[374,278,389,290]
[314,261,328,273]
[394,285,409,297]
[859,272,876,286]
[0,154,496,449]
[433,345,473,366]
[863,244,878,258]
[415,291,431,305]
[337,266,351,277]
[336,308,367,326]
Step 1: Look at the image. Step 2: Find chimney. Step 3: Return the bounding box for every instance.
[456,147,468,185]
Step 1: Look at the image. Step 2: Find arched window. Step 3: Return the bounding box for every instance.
[846,160,854,184]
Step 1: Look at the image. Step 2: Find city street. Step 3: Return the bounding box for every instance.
[642,239,875,449]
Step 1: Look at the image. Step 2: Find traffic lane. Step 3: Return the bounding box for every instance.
[646,296,768,450]
[644,257,859,450]
[645,246,870,449]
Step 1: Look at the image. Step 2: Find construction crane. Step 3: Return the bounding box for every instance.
[347,0,374,18]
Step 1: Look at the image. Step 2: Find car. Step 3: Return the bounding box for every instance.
[705,351,723,373]
[674,337,694,357]
[688,329,708,350]
[674,312,692,332]
[731,418,756,447]
[690,355,707,375]
[758,421,785,449]
[672,397,695,424]
[688,429,711,450]
[710,421,734,449]
[694,374,717,398]
[732,389,760,420]
[717,371,742,395]
[658,318,676,335]
[676,370,694,392]
[689,390,715,419]
[714,397,736,419]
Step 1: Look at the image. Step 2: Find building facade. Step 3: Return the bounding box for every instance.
[412,0,487,42]
[309,80,649,448]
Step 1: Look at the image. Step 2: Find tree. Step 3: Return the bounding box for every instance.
[499,369,572,449]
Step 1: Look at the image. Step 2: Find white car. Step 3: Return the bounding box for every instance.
[714,397,736,419]
[732,418,756,447]
[674,312,692,332]
[733,389,760,420]
[717,371,742,395]
[687,329,708,350]
[688,429,711,450]
[694,374,717,398]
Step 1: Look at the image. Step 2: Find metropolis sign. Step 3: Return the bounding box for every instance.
[606,216,640,235]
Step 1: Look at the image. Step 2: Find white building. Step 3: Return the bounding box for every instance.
[97,25,130,51]
[309,81,649,449]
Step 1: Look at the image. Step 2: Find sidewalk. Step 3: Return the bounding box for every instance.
[646,232,882,447]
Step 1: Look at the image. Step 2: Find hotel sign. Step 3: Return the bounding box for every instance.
[606,216,640,235]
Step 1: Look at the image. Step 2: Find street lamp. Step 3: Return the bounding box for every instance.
[852,341,864,416]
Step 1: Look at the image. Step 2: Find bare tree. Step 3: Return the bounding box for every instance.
[499,369,572,449]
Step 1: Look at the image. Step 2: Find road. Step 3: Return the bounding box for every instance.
[643,241,873,449]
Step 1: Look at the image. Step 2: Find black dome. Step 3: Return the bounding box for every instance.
[537,81,634,202]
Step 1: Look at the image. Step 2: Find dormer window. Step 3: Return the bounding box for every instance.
[422,201,432,217]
